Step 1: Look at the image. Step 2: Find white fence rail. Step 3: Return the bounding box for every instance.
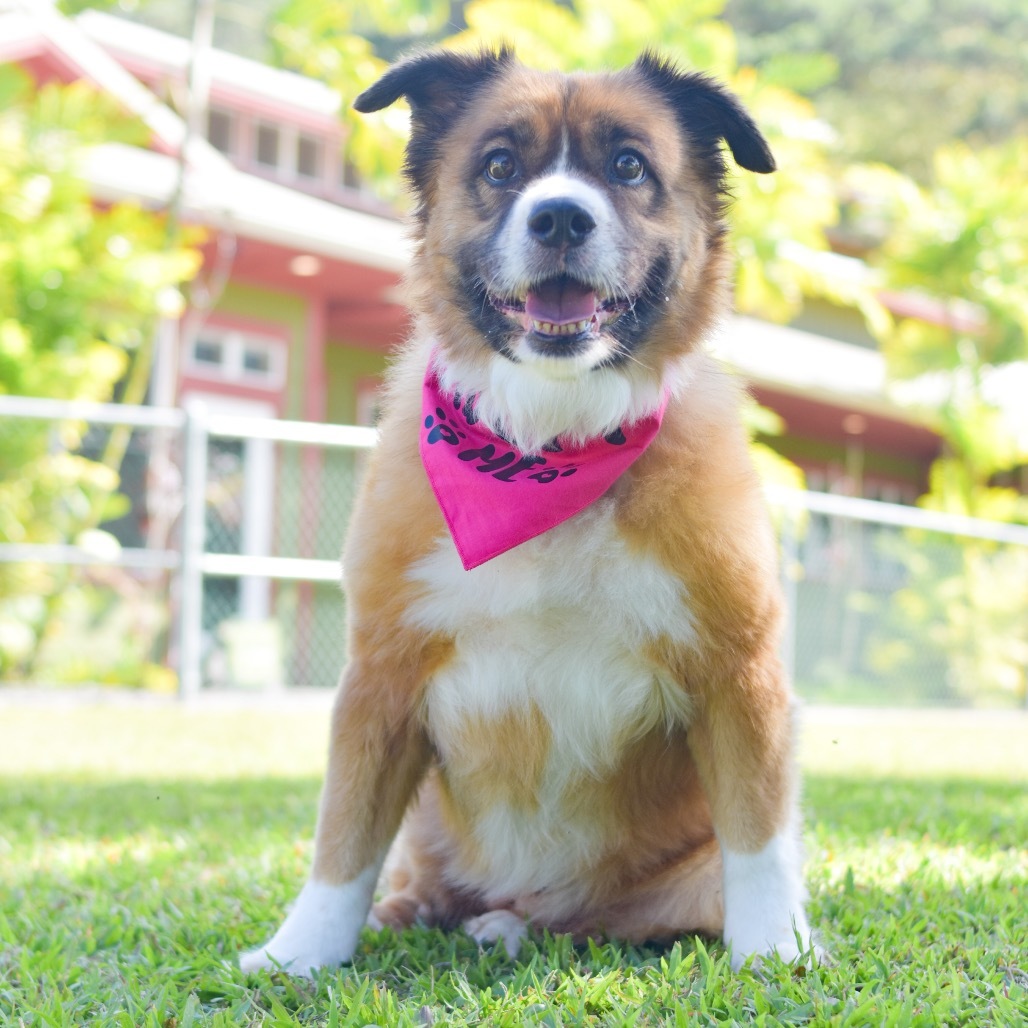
[2,396,1026,707]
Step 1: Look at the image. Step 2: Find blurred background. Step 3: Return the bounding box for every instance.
[1,0,1026,708]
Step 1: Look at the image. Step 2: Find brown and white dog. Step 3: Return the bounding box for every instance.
[241,48,816,975]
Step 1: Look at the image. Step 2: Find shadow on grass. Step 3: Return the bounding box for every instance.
[0,775,322,847]
[804,774,1027,848]
[4,772,1023,852]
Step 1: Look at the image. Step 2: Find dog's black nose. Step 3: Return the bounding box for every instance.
[527,199,596,248]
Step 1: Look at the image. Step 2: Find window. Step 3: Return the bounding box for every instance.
[242,346,271,375]
[207,108,235,155]
[297,133,322,179]
[194,338,224,367]
[187,329,286,390]
[255,123,280,168]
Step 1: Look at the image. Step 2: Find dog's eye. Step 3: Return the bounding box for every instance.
[483,150,517,184]
[611,150,646,184]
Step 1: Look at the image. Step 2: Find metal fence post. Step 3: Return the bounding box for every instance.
[178,398,208,699]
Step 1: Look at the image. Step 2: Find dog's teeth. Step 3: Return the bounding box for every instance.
[531,318,593,338]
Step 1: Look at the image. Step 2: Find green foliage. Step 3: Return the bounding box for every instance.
[832,144,1028,707]
[726,0,1028,180]
[861,530,1028,705]
[848,141,1028,518]
[877,141,1028,371]
[455,0,739,74]
[0,64,199,682]
[0,64,199,404]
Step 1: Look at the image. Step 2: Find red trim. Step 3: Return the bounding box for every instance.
[296,298,328,685]
[303,300,328,424]
[200,311,291,344]
[177,376,286,417]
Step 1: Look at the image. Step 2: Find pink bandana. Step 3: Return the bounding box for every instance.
[419,365,668,569]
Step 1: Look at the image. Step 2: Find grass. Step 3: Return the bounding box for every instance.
[0,699,1026,1026]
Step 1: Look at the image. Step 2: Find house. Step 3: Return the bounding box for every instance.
[2,3,949,687]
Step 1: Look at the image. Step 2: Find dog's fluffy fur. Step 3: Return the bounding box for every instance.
[241,49,815,975]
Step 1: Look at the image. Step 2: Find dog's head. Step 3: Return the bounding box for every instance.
[356,49,774,450]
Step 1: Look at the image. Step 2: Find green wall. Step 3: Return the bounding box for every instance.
[324,342,388,425]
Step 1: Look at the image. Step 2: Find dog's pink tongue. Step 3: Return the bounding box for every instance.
[525,279,597,325]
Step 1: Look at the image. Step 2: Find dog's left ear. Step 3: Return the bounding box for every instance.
[633,52,776,175]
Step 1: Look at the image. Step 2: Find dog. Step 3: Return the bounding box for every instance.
[240,47,816,976]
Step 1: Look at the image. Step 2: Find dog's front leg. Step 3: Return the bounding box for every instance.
[240,659,432,976]
[686,650,815,971]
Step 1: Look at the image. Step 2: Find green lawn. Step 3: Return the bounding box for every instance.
[1,699,1025,1026]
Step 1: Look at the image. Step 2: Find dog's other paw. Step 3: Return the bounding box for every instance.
[240,873,377,977]
[464,909,529,958]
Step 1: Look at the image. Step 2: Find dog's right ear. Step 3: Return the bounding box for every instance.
[354,47,515,120]
[354,48,516,197]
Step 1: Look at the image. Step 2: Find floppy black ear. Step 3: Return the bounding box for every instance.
[633,52,776,175]
[354,46,515,119]
[354,48,516,197]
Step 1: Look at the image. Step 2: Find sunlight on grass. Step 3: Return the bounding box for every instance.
[799,706,1028,781]
[0,700,333,781]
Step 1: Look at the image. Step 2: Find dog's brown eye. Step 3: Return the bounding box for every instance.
[484,149,517,184]
[612,150,646,183]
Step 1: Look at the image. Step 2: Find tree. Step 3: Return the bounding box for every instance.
[0,66,199,682]
[850,140,1028,705]
[725,0,1028,180]
[852,140,1028,518]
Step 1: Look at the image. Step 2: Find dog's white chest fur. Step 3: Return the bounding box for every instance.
[405,499,697,900]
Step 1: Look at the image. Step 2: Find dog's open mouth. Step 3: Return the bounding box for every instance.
[489,276,634,341]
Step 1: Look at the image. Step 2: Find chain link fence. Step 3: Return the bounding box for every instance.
[2,396,1026,707]
[198,425,366,690]
[774,489,1028,709]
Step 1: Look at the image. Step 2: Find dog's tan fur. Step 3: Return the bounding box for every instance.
[241,49,815,975]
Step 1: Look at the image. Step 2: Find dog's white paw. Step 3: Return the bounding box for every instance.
[464,909,529,958]
[726,921,822,972]
[722,828,816,972]
[240,871,378,977]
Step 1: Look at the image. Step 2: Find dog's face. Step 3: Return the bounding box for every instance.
[356,50,774,446]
